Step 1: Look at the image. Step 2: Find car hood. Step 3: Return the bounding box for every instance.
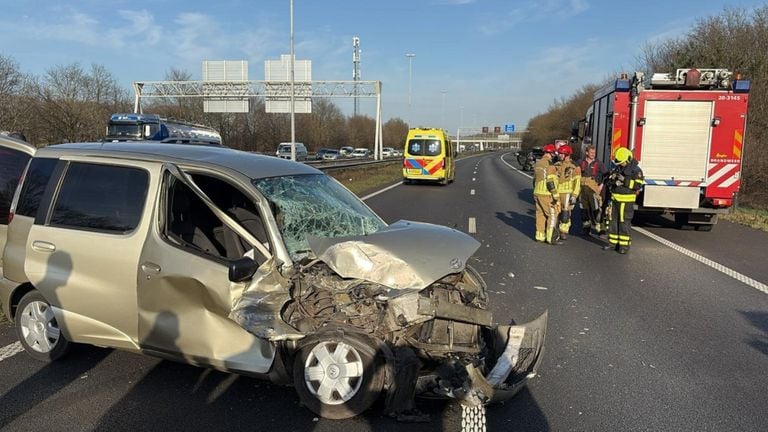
[307,220,481,290]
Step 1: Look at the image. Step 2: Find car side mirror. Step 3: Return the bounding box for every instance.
[570,120,580,138]
[229,257,258,282]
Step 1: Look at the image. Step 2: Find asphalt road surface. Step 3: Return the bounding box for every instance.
[1,152,767,431]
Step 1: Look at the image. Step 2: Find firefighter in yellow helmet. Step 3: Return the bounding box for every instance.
[555,144,581,240]
[605,147,644,254]
[532,144,562,244]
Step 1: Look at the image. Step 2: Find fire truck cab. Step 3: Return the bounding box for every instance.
[574,68,751,230]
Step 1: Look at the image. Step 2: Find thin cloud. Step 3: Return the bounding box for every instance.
[433,0,477,5]
[480,0,590,35]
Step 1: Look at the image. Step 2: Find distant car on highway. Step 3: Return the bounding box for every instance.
[350,148,370,157]
[339,146,354,157]
[313,148,335,160]
[321,149,340,160]
[276,142,308,161]
[382,147,394,157]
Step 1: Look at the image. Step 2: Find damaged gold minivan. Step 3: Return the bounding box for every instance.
[0,141,547,419]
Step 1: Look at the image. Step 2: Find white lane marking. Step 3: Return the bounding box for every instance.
[472,177,476,181]
[500,152,532,179]
[0,342,24,362]
[360,181,402,201]
[468,217,477,234]
[471,189,476,195]
[633,227,768,294]
[499,152,768,294]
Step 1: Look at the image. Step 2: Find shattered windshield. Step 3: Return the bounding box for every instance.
[253,174,386,260]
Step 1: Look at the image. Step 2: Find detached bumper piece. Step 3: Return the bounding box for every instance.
[415,311,548,407]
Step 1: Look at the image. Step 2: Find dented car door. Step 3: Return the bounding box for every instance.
[136,166,275,374]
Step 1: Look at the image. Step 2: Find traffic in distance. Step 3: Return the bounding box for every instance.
[0,65,760,431]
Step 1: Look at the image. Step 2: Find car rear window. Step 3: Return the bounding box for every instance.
[49,162,149,234]
[407,139,441,156]
[15,157,57,220]
[0,148,32,224]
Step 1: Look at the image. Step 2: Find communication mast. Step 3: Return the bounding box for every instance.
[353,36,361,116]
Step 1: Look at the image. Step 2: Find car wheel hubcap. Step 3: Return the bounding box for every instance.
[304,341,364,405]
[19,301,60,353]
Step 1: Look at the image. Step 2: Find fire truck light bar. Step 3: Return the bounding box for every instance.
[733,80,750,93]
[615,79,630,92]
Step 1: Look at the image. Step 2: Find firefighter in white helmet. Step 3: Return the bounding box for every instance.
[604,147,644,254]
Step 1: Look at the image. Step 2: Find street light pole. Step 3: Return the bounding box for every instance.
[441,90,447,130]
[289,0,296,161]
[405,53,415,125]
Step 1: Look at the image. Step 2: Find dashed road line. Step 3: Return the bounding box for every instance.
[499,152,768,295]
[468,217,477,234]
[633,227,768,294]
[0,342,23,362]
[471,189,476,195]
[472,177,476,182]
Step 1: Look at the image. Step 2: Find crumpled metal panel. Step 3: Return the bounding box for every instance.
[307,220,481,290]
[229,257,304,341]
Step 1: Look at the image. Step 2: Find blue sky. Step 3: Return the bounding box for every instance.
[0,0,764,132]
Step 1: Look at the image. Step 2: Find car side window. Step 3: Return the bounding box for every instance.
[0,148,32,224]
[15,158,58,220]
[165,173,270,265]
[49,162,149,234]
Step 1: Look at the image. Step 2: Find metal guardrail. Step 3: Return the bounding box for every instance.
[307,158,402,172]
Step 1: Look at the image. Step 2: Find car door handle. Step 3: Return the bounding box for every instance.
[141,262,162,274]
[31,241,56,253]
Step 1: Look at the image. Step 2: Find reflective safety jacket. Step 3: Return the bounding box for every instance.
[556,160,581,196]
[609,159,644,202]
[533,158,558,196]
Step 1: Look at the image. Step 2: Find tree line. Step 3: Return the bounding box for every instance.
[522,6,768,207]
[0,60,410,153]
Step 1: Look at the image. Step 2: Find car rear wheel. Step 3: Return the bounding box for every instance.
[15,291,71,362]
[293,333,385,419]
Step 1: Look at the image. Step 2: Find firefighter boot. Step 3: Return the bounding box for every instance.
[618,246,629,254]
[535,231,546,242]
[546,228,563,245]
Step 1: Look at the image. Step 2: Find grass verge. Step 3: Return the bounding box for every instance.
[327,162,404,196]
[721,206,768,232]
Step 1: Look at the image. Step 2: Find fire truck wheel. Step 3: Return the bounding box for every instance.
[695,224,713,232]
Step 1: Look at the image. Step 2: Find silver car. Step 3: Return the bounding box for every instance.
[0,141,546,420]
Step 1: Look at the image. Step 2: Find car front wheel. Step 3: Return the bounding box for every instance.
[293,333,385,419]
[15,291,71,362]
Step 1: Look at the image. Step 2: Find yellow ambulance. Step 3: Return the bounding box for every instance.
[402,128,455,185]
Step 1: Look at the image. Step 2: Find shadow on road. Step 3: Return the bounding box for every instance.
[0,345,111,427]
[739,310,768,357]
[517,188,534,205]
[496,210,536,238]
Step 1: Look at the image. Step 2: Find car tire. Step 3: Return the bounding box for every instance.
[293,332,385,419]
[15,291,71,362]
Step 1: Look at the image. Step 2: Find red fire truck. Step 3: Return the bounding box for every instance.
[574,68,751,230]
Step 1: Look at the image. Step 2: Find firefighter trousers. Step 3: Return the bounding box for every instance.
[534,194,558,243]
[558,193,572,235]
[608,199,633,249]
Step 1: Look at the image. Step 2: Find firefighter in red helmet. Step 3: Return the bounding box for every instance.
[604,147,644,254]
[555,144,580,240]
[532,144,561,244]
